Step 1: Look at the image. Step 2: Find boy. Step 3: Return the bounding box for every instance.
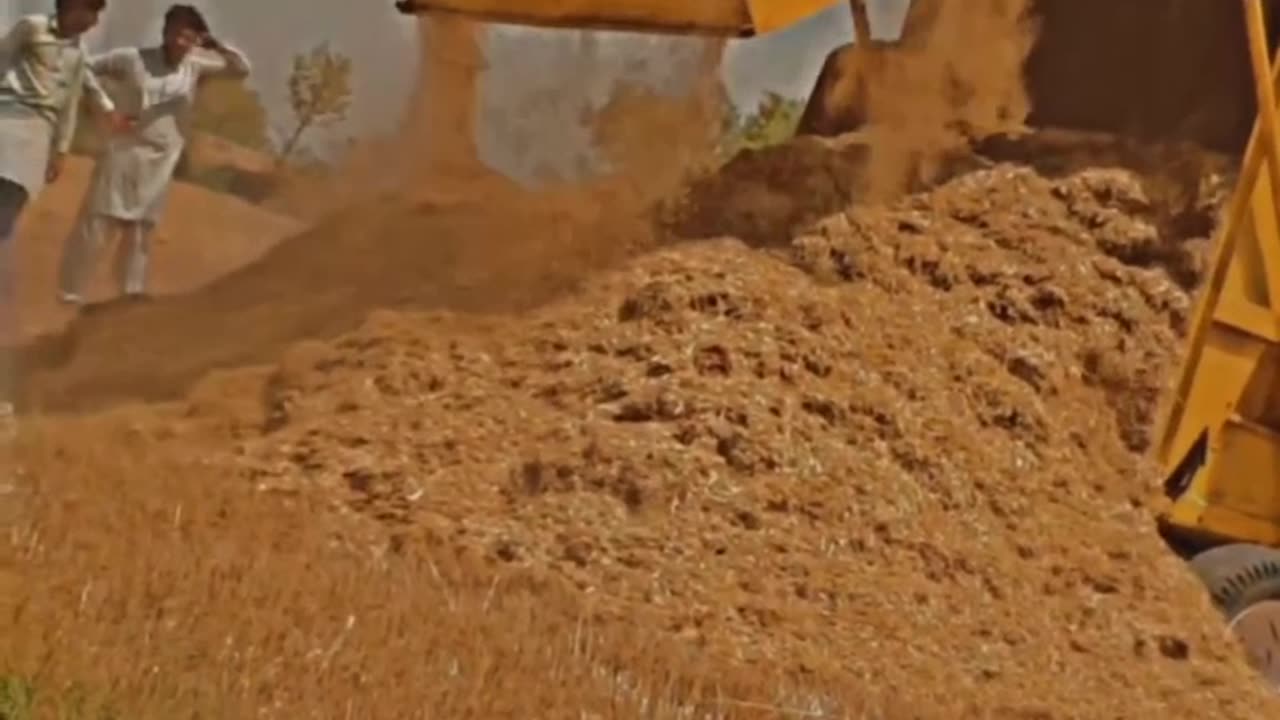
[0,0,122,428]
[57,3,251,305]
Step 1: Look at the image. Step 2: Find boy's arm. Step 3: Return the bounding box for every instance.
[51,78,82,160]
[80,66,135,137]
[49,54,96,174]
[88,47,134,79]
[80,65,116,115]
[189,40,251,80]
[0,17,35,61]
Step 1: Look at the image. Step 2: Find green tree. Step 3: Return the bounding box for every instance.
[277,42,354,167]
[719,91,805,157]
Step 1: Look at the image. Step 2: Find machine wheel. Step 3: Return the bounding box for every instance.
[1189,543,1280,688]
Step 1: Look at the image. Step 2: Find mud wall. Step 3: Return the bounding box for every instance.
[1024,0,1279,154]
[801,0,1280,156]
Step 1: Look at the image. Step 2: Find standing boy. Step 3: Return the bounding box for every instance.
[57,4,251,305]
[0,0,121,426]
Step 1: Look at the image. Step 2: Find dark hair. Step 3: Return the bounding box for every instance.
[163,4,208,33]
[55,0,107,11]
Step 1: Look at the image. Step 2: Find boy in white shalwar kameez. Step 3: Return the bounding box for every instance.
[56,3,250,305]
[0,0,121,427]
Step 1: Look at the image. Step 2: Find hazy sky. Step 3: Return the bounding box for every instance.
[0,0,911,179]
[723,0,909,107]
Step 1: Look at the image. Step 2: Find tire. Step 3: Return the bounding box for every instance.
[1188,543,1280,619]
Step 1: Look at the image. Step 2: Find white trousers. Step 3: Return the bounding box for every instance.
[0,178,29,409]
[58,212,155,298]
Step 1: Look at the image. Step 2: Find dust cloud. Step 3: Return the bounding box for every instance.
[810,0,1039,199]
[281,18,729,214]
[267,17,729,222]
[12,17,732,413]
[396,16,729,247]
[481,28,726,186]
[405,16,490,185]
[415,19,728,191]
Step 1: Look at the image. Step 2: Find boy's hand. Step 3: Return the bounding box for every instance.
[46,153,64,183]
[104,111,136,135]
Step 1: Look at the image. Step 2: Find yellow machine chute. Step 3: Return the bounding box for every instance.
[391,0,841,36]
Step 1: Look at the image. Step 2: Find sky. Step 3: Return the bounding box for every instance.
[723,0,909,108]
[0,0,911,179]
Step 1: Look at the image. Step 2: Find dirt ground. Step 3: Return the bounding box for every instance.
[12,156,299,340]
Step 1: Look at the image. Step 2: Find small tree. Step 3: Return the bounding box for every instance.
[719,91,805,157]
[276,42,353,168]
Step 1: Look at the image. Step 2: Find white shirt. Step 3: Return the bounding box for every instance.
[80,43,250,221]
[89,43,249,152]
[0,14,112,154]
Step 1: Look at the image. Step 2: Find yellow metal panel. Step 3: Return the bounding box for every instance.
[1171,497,1280,548]
[1214,294,1280,340]
[1155,31,1280,474]
[1158,191,1276,475]
[1160,328,1267,478]
[745,0,844,34]
[1164,1,1280,551]
[397,0,844,36]
[1209,420,1280,512]
[1153,25,1280,466]
[398,0,755,35]
[1213,207,1280,340]
[1167,420,1280,547]
[1235,197,1271,307]
[1246,0,1280,311]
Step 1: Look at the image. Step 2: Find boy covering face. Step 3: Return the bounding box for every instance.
[56,3,251,305]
